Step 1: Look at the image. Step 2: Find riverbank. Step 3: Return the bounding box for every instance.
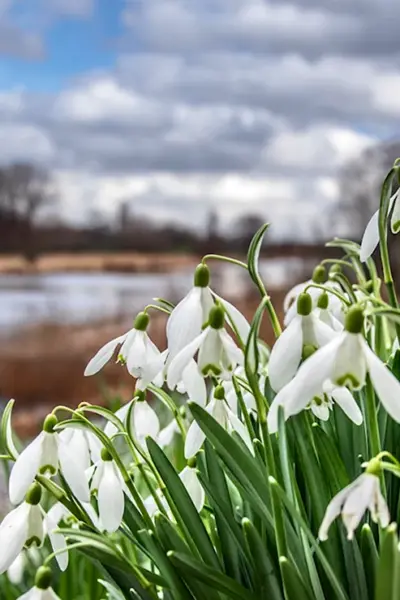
[0,253,201,274]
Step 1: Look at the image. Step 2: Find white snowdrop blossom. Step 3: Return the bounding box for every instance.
[84,312,164,389]
[319,468,389,541]
[104,395,160,448]
[17,567,62,600]
[185,386,252,459]
[179,465,205,512]
[7,548,41,585]
[268,306,400,432]
[58,427,101,473]
[91,449,125,533]
[166,263,214,364]
[360,190,399,262]
[315,292,344,332]
[268,292,337,392]
[308,380,362,424]
[168,305,243,390]
[174,359,207,406]
[9,415,90,506]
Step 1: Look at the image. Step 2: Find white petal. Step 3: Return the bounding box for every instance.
[46,503,68,526]
[90,461,103,493]
[98,462,125,533]
[330,387,363,425]
[342,475,375,539]
[167,328,208,389]
[360,209,379,263]
[0,504,29,573]
[133,401,160,444]
[125,330,147,376]
[15,588,38,600]
[179,467,205,512]
[157,420,179,447]
[167,287,204,360]
[219,329,244,370]
[371,483,390,528]
[268,316,303,392]
[58,439,90,503]
[318,480,357,541]
[213,293,250,344]
[283,281,308,312]
[226,408,253,452]
[26,505,44,547]
[311,403,330,421]
[9,433,44,505]
[104,401,132,438]
[308,314,338,347]
[331,333,367,390]
[184,421,205,459]
[66,430,91,473]
[181,360,207,406]
[86,431,102,464]
[363,341,400,422]
[7,552,25,585]
[391,192,400,234]
[198,328,222,374]
[45,513,68,572]
[84,334,127,376]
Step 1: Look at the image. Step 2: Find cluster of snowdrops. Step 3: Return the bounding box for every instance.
[2,166,400,599]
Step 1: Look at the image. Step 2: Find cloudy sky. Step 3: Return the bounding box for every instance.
[1,0,399,239]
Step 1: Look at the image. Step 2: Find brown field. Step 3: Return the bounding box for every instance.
[0,291,286,438]
[0,253,201,274]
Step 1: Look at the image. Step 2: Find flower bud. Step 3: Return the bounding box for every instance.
[101,447,113,462]
[366,458,381,476]
[25,482,42,506]
[35,566,52,590]
[214,384,225,400]
[297,292,312,316]
[194,264,210,288]
[329,264,341,276]
[187,457,197,469]
[302,344,317,361]
[317,292,329,310]
[43,414,58,433]
[134,389,146,402]
[209,305,224,329]
[312,265,326,284]
[345,306,364,334]
[133,312,150,331]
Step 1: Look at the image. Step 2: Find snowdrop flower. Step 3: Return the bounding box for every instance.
[166,264,214,362]
[267,305,400,432]
[58,427,101,473]
[268,292,337,392]
[17,566,61,600]
[9,415,90,506]
[174,359,207,406]
[157,418,180,447]
[360,190,399,262]
[179,463,205,512]
[308,380,362,424]
[104,392,160,447]
[91,448,125,533]
[84,312,164,389]
[7,548,40,585]
[315,292,344,332]
[168,305,243,390]
[319,461,389,541]
[0,484,44,574]
[185,385,252,458]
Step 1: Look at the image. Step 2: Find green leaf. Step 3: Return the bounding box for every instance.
[242,518,283,600]
[168,552,257,600]
[375,524,399,600]
[99,579,127,600]
[360,525,378,600]
[1,399,19,460]
[279,557,315,600]
[146,437,220,569]
[247,222,269,291]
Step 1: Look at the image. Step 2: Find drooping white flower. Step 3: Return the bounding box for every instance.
[17,567,62,600]
[267,306,400,432]
[7,548,41,585]
[104,395,160,448]
[185,386,252,458]
[319,469,389,541]
[166,263,214,362]
[174,359,207,406]
[90,449,125,533]
[84,312,164,389]
[268,292,337,392]
[360,190,399,262]
[315,292,344,332]
[309,380,362,424]
[168,305,243,390]
[58,427,101,473]
[9,415,90,506]
[179,465,205,512]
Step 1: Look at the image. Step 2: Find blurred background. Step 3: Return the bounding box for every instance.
[0,0,399,437]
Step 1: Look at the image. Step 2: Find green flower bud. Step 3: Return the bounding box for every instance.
[302,344,317,361]
[35,566,52,590]
[187,457,197,469]
[312,265,326,284]
[194,263,210,288]
[317,292,329,310]
[209,305,224,329]
[101,447,113,462]
[133,311,150,331]
[43,414,58,433]
[366,457,381,477]
[25,483,42,506]
[134,389,146,402]
[345,305,364,334]
[214,385,225,400]
[297,292,312,316]
[329,264,342,276]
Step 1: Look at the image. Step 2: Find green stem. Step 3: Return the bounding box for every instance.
[202,254,248,270]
